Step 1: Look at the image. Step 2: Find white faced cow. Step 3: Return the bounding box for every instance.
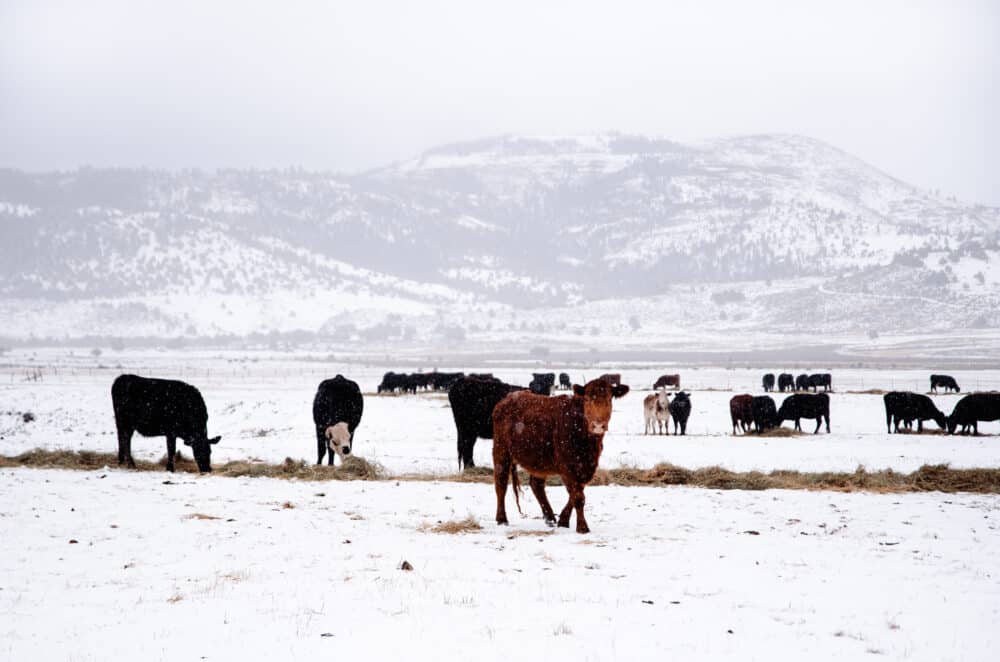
[643,389,671,435]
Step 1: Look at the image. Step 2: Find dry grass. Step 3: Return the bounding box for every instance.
[755,427,806,438]
[185,513,221,521]
[420,515,482,534]
[845,389,889,395]
[4,449,1000,494]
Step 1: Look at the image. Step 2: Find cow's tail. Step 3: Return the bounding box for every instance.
[510,461,523,516]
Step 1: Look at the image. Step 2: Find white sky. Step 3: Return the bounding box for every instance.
[2,0,998,204]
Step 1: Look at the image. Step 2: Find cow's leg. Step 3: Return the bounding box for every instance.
[493,448,510,526]
[917,419,924,433]
[316,427,327,465]
[528,476,556,526]
[563,480,589,534]
[794,418,802,432]
[165,435,177,472]
[116,425,135,468]
[813,417,821,434]
[459,434,477,469]
[680,419,687,435]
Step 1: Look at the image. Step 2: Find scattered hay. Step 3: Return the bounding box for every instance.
[420,515,482,534]
[755,427,805,438]
[5,449,1000,494]
[845,389,888,395]
[185,513,221,521]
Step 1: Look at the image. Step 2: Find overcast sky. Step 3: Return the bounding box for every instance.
[2,0,998,204]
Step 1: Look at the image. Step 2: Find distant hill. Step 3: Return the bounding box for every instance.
[1,133,997,348]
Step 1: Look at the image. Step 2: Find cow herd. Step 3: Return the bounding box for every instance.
[106,369,998,533]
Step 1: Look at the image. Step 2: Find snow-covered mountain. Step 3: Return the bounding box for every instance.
[1,133,997,347]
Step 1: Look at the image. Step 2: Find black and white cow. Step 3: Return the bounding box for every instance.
[313,375,364,465]
[111,374,221,472]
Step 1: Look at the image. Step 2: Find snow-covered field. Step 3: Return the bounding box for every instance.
[2,468,998,661]
[1,350,998,474]
[2,350,1000,661]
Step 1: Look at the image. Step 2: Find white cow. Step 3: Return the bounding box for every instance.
[643,389,671,435]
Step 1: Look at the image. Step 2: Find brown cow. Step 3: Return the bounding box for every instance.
[653,374,681,390]
[729,394,753,434]
[492,378,630,533]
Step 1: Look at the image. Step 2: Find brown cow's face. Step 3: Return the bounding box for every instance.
[573,380,630,435]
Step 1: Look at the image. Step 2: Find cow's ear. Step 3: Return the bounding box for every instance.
[612,384,630,399]
[573,384,585,396]
[209,436,221,444]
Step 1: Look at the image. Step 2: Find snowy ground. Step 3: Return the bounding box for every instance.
[2,467,998,662]
[3,350,999,661]
[1,351,998,474]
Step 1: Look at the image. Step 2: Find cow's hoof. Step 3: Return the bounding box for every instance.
[576,525,590,534]
[544,518,557,528]
[496,519,508,526]
[557,519,570,528]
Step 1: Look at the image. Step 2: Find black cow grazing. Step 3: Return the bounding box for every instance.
[529,373,556,396]
[558,373,572,390]
[808,373,832,392]
[930,374,960,393]
[795,374,810,391]
[883,391,946,434]
[668,391,691,435]
[778,373,794,392]
[111,374,221,473]
[751,395,779,433]
[377,371,405,394]
[776,393,830,433]
[653,374,681,390]
[313,375,364,465]
[947,393,1000,435]
[762,373,775,392]
[448,376,525,469]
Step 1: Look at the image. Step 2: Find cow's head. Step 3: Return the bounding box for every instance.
[325,422,352,459]
[183,435,221,472]
[573,379,630,435]
[655,388,670,411]
[946,416,958,434]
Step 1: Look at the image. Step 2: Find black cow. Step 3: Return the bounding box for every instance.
[448,376,525,469]
[795,374,810,391]
[777,393,830,433]
[778,373,794,392]
[751,395,779,433]
[111,374,221,473]
[808,373,832,392]
[883,391,946,434]
[762,373,775,392]
[558,373,572,390]
[930,374,960,393]
[668,391,691,435]
[431,372,465,391]
[529,373,556,396]
[947,393,1000,435]
[313,375,364,465]
[377,371,406,394]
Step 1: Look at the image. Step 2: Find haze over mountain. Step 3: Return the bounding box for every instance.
[1,133,997,354]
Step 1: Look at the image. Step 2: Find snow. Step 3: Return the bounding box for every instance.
[2,353,1000,661]
[2,468,998,661]
[2,358,999,475]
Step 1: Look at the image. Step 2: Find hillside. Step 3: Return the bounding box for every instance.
[0,133,997,350]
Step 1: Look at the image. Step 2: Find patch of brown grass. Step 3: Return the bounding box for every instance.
[845,389,888,395]
[5,449,999,494]
[755,427,806,438]
[185,513,221,521]
[420,515,482,534]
